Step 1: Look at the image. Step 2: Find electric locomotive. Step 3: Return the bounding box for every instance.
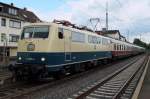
[10,20,144,79]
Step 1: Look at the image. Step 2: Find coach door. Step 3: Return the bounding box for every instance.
[64,29,71,61]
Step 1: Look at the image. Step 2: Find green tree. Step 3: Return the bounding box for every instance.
[133,38,149,49]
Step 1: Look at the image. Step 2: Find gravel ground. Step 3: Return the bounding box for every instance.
[17,55,143,99]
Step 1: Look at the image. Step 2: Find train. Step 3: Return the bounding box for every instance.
[9,20,145,80]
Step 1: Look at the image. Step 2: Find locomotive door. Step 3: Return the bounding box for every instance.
[64,29,71,61]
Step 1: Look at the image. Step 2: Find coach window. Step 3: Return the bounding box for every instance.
[117,45,119,50]
[120,45,122,50]
[96,37,98,44]
[91,36,94,43]
[88,35,95,44]
[114,44,116,50]
[121,45,123,51]
[116,44,118,50]
[102,38,107,45]
[88,35,92,43]
[92,36,95,44]
[58,28,64,39]
[93,36,97,44]
[120,45,122,51]
[98,37,101,44]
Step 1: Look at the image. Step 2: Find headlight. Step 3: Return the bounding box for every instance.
[18,57,22,60]
[41,57,45,61]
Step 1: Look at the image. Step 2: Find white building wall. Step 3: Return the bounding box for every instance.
[0,16,29,56]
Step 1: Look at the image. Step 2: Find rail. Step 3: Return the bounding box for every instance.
[69,55,149,99]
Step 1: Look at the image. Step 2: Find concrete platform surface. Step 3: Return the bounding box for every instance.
[138,58,150,99]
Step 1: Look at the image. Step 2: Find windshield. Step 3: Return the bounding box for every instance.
[21,26,49,39]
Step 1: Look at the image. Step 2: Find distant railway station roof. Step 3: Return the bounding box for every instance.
[96,29,127,42]
[96,30,120,35]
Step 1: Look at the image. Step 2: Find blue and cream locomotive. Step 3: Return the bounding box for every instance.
[11,20,144,79]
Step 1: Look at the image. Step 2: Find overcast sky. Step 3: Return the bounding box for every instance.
[1,0,150,43]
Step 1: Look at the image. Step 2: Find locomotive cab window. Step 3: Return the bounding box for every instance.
[33,27,49,38]
[58,28,64,39]
[21,26,49,39]
[21,27,34,39]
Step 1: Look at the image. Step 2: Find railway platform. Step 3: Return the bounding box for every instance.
[138,57,150,99]
[132,56,150,99]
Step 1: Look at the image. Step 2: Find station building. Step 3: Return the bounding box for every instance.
[0,2,40,61]
[96,29,127,42]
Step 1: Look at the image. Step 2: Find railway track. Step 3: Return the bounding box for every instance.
[0,55,144,99]
[68,55,149,99]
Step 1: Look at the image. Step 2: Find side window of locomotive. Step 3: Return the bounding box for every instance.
[98,37,101,44]
[88,35,92,43]
[88,35,98,44]
[58,28,64,39]
[93,36,97,44]
[72,32,85,43]
[102,38,108,45]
